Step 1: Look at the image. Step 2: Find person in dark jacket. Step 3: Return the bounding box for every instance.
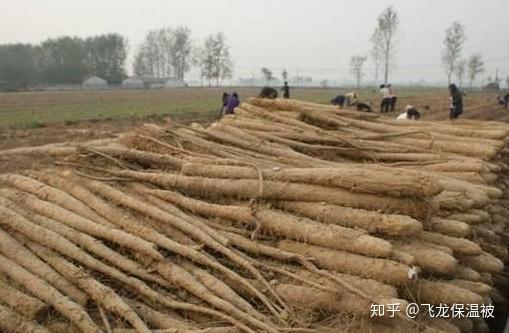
[258,87,278,99]
[379,84,391,113]
[219,92,229,117]
[282,81,290,99]
[387,84,397,111]
[330,92,357,108]
[224,92,239,115]
[449,84,463,119]
[498,93,509,109]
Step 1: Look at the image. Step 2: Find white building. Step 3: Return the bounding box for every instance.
[165,78,187,88]
[82,76,107,90]
[122,77,144,89]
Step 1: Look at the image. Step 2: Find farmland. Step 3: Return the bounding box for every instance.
[1,96,509,332]
[0,87,506,173]
[0,87,505,147]
[0,87,505,129]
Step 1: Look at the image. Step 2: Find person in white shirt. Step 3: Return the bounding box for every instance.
[379,84,391,113]
[396,105,421,120]
[344,92,357,106]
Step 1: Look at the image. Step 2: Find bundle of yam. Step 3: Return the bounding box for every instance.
[2,97,509,333]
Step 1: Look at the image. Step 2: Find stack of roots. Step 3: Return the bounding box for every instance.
[1,97,509,333]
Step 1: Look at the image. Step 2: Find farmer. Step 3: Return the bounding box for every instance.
[219,92,229,117]
[258,87,278,99]
[224,92,240,115]
[387,84,397,111]
[282,81,290,99]
[345,91,357,106]
[449,83,463,119]
[498,93,509,108]
[379,84,391,113]
[396,105,421,120]
[330,92,357,108]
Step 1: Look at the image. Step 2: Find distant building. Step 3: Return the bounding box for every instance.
[138,77,166,89]
[483,82,500,92]
[82,76,107,90]
[122,77,144,90]
[136,76,187,89]
[165,77,187,88]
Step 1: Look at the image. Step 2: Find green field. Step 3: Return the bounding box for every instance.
[0,88,331,129]
[0,87,501,129]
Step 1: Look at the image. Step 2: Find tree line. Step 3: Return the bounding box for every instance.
[348,6,495,89]
[0,34,128,86]
[0,27,233,87]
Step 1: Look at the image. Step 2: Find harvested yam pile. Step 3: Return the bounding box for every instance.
[1,97,509,333]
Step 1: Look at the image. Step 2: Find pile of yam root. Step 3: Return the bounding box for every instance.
[1,97,509,333]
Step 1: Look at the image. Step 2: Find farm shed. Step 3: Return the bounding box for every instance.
[165,77,187,88]
[140,77,167,89]
[82,76,107,90]
[122,77,144,89]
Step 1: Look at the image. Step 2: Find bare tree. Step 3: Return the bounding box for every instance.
[506,76,509,88]
[370,28,383,85]
[261,67,274,83]
[467,54,485,88]
[442,22,466,86]
[170,26,192,80]
[134,28,174,78]
[281,69,288,82]
[350,55,367,88]
[198,32,233,86]
[372,6,399,84]
[454,59,466,88]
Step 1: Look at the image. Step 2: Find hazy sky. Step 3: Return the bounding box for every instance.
[1,0,508,85]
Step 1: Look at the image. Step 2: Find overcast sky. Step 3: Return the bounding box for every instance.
[1,0,508,85]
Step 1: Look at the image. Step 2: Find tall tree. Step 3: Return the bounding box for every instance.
[0,44,40,87]
[350,55,367,88]
[454,59,466,88]
[442,22,466,86]
[281,69,288,82]
[369,28,383,85]
[198,32,233,86]
[372,6,399,84]
[133,28,174,78]
[261,67,274,83]
[84,34,128,83]
[39,36,88,84]
[467,54,485,88]
[169,26,192,80]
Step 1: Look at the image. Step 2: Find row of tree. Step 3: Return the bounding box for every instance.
[110,26,233,86]
[441,22,485,88]
[0,34,128,85]
[347,6,493,89]
[0,27,234,87]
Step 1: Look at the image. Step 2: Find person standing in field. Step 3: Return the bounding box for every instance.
[224,92,240,115]
[379,84,391,113]
[219,92,229,117]
[449,83,463,119]
[282,81,290,99]
[387,84,397,111]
